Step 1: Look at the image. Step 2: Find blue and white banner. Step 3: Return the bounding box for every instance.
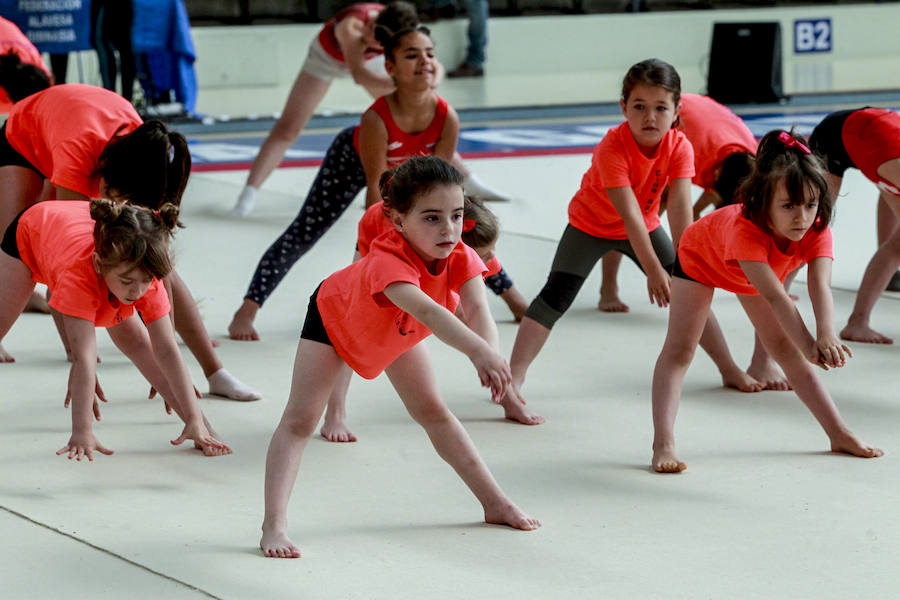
[1,0,93,53]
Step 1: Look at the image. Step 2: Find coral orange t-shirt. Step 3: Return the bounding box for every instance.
[14,201,170,327]
[6,84,142,198]
[677,204,833,295]
[356,200,502,277]
[679,94,757,191]
[0,16,51,111]
[353,95,449,168]
[317,3,384,63]
[568,122,694,240]
[842,108,900,197]
[317,228,486,379]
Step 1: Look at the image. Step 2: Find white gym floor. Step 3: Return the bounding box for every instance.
[3,91,900,599]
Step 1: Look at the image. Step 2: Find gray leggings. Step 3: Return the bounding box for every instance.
[525,224,675,328]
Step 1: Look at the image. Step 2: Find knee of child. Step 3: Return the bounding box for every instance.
[407,399,453,428]
[281,409,321,439]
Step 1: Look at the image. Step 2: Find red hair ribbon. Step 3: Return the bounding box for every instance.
[777,131,811,154]
[462,219,476,232]
[153,209,161,220]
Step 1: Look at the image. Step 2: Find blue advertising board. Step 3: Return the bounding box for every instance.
[0,0,93,53]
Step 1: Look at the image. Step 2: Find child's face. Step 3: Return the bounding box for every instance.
[619,84,680,152]
[766,180,819,246]
[393,184,465,266]
[93,256,154,305]
[385,31,437,89]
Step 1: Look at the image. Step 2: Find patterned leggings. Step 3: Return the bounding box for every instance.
[243,126,516,306]
[245,126,366,306]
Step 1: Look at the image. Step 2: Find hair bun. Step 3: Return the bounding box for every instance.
[89,197,124,223]
[156,202,181,230]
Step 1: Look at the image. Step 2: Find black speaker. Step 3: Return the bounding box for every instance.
[707,22,783,104]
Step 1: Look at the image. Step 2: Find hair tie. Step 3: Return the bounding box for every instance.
[166,144,175,164]
[153,209,161,220]
[777,132,811,154]
[462,219,476,232]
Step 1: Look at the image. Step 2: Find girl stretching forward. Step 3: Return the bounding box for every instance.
[260,157,539,558]
[0,79,258,401]
[0,199,231,459]
[651,130,882,473]
[320,193,541,442]
[506,59,761,409]
[230,24,526,340]
[231,1,506,216]
[809,108,900,343]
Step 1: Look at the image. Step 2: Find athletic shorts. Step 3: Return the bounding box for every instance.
[1,207,27,260]
[300,37,385,81]
[671,254,699,284]
[0,123,42,174]
[300,283,334,346]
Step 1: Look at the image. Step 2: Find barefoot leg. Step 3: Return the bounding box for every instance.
[698,310,764,393]
[746,333,792,391]
[229,298,261,341]
[262,340,346,557]
[0,252,36,362]
[651,278,714,473]
[598,252,630,313]
[319,363,357,442]
[740,295,883,458]
[386,345,540,530]
[499,385,545,425]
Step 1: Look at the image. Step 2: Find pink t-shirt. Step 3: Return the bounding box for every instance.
[15,201,170,327]
[317,228,486,378]
[842,108,900,197]
[6,84,142,198]
[568,123,694,240]
[679,94,757,191]
[677,204,833,295]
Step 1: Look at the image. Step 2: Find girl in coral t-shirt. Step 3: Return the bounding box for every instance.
[0,19,52,112]
[504,59,761,414]
[317,194,541,443]
[0,199,231,460]
[230,25,527,340]
[809,107,900,344]
[0,83,259,400]
[651,130,882,473]
[259,156,540,559]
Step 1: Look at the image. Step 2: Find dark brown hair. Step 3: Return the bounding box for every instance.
[373,1,421,58]
[90,198,178,279]
[0,51,52,102]
[621,58,681,106]
[714,151,755,208]
[378,155,464,215]
[461,195,499,250]
[95,120,191,210]
[739,129,832,233]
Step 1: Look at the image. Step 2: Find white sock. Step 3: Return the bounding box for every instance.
[207,368,261,401]
[463,173,512,202]
[232,185,258,217]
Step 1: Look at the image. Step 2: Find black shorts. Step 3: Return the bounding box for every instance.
[0,123,43,174]
[671,254,699,284]
[808,109,857,177]
[299,283,333,346]
[0,207,29,260]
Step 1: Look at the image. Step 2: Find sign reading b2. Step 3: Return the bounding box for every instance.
[794,18,832,53]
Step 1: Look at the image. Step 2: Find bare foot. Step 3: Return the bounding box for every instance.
[499,388,545,425]
[260,526,301,558]
[720,367,765,393]
[746,360,792,391]
[194,441,234,457]
[830,431,884,458]
[789,293,799,302]
[652,445,687,473]
[320,418,358,442]
[211,338,221,348]
[0,342,14,363]
[24,290,51,314]
[840,322,893,344]
[484,502,541,531]
[598,291,630,313]
[229,301,261,341]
